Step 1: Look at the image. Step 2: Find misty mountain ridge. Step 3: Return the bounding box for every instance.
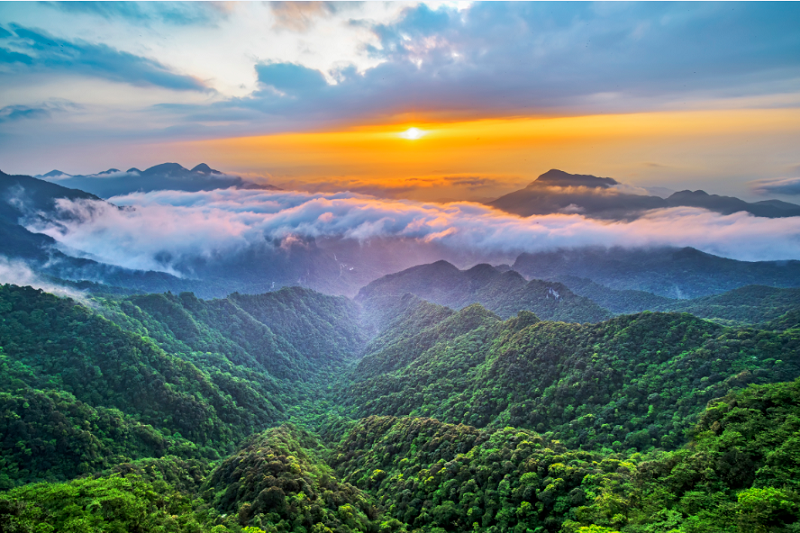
[490,168,800,219]
[357,259,611,322]
[4,168,800,303]
[514,246,800,299]
[35,162,280,198]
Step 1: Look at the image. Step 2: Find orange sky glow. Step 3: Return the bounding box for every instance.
[165,107,800,202]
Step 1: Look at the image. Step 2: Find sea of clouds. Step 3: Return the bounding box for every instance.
[20,188,800,277]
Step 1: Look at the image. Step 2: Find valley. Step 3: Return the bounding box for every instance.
[1,172,800,532]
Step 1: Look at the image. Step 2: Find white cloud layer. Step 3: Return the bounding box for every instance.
[22,189,800,276]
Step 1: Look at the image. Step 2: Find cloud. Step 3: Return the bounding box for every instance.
[22,189,800,278]
[750,177,800,196]
[0,256,87,301]
[42,1,229,27]
[0,24,209,91]
[256,62,328,95]
[0,100,80,124]
[270,2,339,32]
[280,175,517,201]
[166,2,800,128]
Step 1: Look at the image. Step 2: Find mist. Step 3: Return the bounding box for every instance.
[0,256,87,301]
[22,189,800,278]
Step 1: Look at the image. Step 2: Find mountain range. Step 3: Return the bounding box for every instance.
[37,162,279,198]
[513,246,800,299]
[489,168,800,219]
[1,266,799,531]
[4,167,800,305]
[0,167,799,530]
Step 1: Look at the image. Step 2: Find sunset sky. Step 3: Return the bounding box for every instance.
[2,1,800,201]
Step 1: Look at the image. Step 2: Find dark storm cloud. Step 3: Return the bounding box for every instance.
[0,24,209,91]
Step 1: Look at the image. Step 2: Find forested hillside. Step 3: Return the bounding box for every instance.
[0,285,367,488]
[343,303,800,452]
[1,278,800,532]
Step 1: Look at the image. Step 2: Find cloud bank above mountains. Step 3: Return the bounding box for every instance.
[751,177,800,197]
[25,189,800,277]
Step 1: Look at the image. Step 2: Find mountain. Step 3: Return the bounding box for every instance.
[0,284,367,487]
[37,162,280,198]
[553,275,676,314]
[1,171,435,298]
[489,169,800,219]
[665,189,800,217]
[327,377,800,532]
[5,378,800,532]
[489,169,665,219]
[1,280,799,532]
[658,285,800,326]
[357,260,611,322]
[343,303,800,452]
[513,246,800,299]
[204,425,384,532]
[553,276,800,325]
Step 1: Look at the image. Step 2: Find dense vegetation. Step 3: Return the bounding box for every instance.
[344,298,800,452]
[1,268,800,532]
[0,284,366,487]
[329,377,800,532]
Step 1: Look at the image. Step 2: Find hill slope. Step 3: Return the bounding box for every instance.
[358,260,611,322]
[0,284,369,486]
[343,306,800,451]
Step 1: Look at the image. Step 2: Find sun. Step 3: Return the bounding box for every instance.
[399,127,426,140]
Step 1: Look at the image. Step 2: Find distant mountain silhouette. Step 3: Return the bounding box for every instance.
[534,168,618,188]
[513,246,800,299]
[37,162,280,198]
[40,169,72,178]
[664,189,800,217]
[489,169,800,219]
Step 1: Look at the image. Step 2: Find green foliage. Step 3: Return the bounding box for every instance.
[0,471,214,532]
[658,285,800,327]
[0,284,370,486]
[204,425,383,532]
[344,309,800,451]
[2,279,800,533]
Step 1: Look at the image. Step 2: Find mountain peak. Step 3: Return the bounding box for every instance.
[190,163,222,174]
[670,190,710,199]
[94,168,120,176]
[532,169,618,188]
[142,163,188,176]
[430,259,458,270]
[41,169,72,178]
